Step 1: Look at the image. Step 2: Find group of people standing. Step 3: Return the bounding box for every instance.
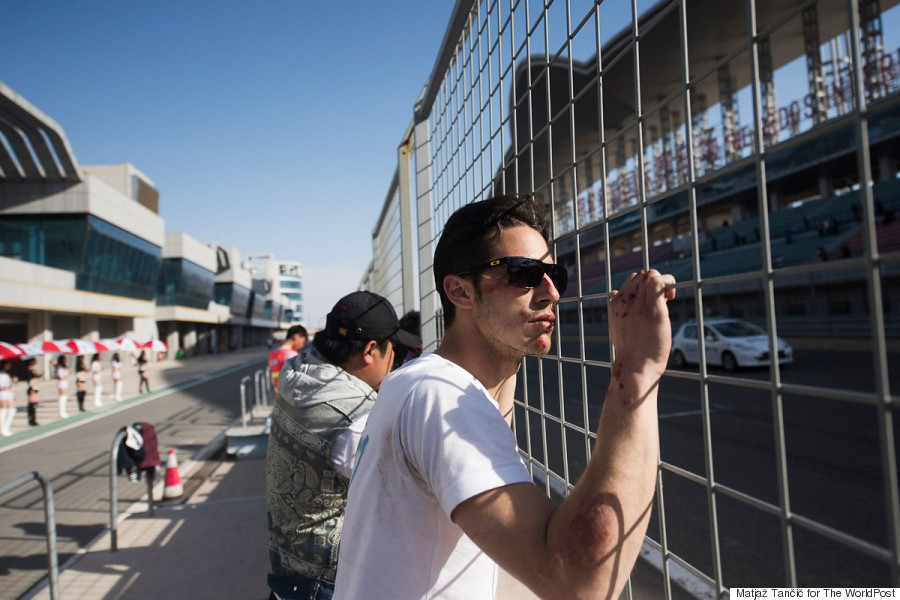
[264,194,677,600]
[0,350,152,435]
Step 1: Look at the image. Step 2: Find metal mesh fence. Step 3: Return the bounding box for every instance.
[375,0,900,594]
[368,175,406,314]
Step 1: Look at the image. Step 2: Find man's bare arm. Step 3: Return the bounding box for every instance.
[452,269,675,600]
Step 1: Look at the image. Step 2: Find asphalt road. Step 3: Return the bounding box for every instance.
[0,355,264,600]
[515,340,899,590]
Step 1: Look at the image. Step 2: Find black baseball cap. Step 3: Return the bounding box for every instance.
[325,291,422,349]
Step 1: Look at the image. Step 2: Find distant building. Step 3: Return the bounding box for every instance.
[156,232,225,356]
[0,80,287,360]
[269,260,304,326]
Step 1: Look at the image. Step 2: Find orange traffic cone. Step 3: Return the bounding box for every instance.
[163,448,184,499]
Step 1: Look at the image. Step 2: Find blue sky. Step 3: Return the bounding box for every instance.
[2,1,453,328]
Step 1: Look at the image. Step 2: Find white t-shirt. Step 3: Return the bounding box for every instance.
[91,360,102,384]
[330,417,367,479]
[334,353,532,600]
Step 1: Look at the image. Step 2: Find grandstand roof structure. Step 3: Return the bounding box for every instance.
[0,80,81,183]
[490,0,900,245]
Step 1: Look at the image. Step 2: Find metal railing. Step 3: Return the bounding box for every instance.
[239,368,272,427]
[0,471,59,600]
[366,0,900,595]
[109,428,156,552]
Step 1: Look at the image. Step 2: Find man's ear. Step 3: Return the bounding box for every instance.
[361,340,380,365]
[443,274,476,312]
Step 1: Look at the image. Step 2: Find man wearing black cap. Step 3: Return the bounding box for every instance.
[265,290,421,600]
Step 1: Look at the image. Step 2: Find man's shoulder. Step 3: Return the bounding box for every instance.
[382,353,483,403]
[277,346,299,360]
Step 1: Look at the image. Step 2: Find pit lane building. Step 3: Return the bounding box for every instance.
[488,0,900,338]
[0,81,301,356]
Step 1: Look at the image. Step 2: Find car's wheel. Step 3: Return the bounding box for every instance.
[672,350,686,368]
[722,351,738,373]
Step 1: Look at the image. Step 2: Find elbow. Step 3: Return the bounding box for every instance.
[559,494,625,568]
[539,495,639,599]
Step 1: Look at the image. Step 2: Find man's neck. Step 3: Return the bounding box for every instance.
[435,324,520,424]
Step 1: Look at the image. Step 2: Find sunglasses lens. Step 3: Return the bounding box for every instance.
[507,260,568,293]
[506,262,540,288]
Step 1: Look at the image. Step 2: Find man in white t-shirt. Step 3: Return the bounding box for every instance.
[265,291,421,600]
[335,195,676,600]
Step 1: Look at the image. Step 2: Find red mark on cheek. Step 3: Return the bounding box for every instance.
[485,285,496,294]
[618,382,624,390]
[536,339,548,350]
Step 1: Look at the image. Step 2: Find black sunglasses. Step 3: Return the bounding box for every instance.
[458,256,568,294]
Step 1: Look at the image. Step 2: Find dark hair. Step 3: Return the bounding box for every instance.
[113,353,120,361]
[91,353,99,361]
[57,356,67,368]
[286,324,308,340]
[76,356,86,370]
[393,310,422,371]
[313,328,389,368]
[433,194,551,327]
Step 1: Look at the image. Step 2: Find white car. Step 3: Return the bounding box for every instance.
[670,319,793,372]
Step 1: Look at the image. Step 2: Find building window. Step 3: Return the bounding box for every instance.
[157,258,215,308]
[0,213,162,301]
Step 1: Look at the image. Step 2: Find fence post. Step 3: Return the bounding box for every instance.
[109,429,126,552]
[240,375,251,427]
[0,471,59,600]
[254,369,264,408]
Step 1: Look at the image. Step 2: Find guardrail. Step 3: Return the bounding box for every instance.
[239,375,252,427]
[0,471,59,600]
[240,369,273,427]
[255,368,272,407]
[109,428,155,552]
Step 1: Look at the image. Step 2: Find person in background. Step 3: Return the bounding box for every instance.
[392,310,423,371]
[26,358,41,426]
[137,351,150,394]
[111,353,123,401]
[90,353,103,407]
[266,291,421,600]
[267,324,308,397]
[75,357,88,413]
[0,361,17,437]
[56,356,70,418]
[335,195,676,600]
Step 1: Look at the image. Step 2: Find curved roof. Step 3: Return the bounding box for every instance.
[0,81,81,183]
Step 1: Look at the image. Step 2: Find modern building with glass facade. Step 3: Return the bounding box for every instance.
[267,259,304,325]
[155,232,227,356]
[0,80,289,358]
[207,245,281,350]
